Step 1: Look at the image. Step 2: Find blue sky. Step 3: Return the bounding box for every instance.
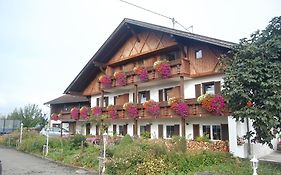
[0,0,280,115]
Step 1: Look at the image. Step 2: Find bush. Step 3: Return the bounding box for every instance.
[195,134,210,142]
[171,136,187,153]
[69,134,87,149]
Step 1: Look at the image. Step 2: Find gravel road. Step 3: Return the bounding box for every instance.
[0,146,95,175]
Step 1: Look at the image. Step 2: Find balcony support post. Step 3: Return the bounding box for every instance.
[180,76,186,138]
[101,90,104,108]
[134,84,138,136]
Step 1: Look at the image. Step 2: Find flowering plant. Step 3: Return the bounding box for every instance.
[99,75,112,88]
[70,107,79,120]
[80,106,89,119]
[114,71,127,86]
[91,106,102,117]
[143,100,160,117]
[123,102,138,118]
[51,113,59,121]
[168,97,188,118]
[133,66,149,82]
[237,136,245,146]
[197,94,225,115]
[153,60,171,78]
[107,105,118,119]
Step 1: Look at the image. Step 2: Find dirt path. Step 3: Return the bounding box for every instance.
[0,147,94,175]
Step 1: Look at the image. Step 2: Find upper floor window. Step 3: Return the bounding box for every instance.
[138,91,150,104]
[195,50,203,59]
[159,88,172,102]
[160,50,180,61]
[104,97,109,107]
[203,82,215,95]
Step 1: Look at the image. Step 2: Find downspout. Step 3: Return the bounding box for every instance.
[246,117,251,157]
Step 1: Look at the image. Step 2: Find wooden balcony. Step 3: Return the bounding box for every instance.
[101,59,190,91]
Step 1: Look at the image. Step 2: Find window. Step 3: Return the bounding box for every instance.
[96,98,100,107]
[195,50,203,59]
[119,125,125,136]
[212,125,221,140]
[114,96,117,105]
[138,91,150,104]
[202,125,211,139]
[160,50,180,61]
[104,97,109,107]
[203,82,215,95]
[164,88,172,101]
[201,125,222,140]
[166,125,179,138]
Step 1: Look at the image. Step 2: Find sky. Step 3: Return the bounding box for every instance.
[0,0,280,116]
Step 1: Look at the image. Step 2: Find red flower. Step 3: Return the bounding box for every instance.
[99,75,112,88]
[70,107,79,120]
[80,106,89,119]
[91,106,102,116]
[143,100,160,117]
[133,67,149,82]
[169,98,188,118]
[198,94,225,115]
[153,60,171,79]
[51,113,59,121]
[114,72,127,86]
[246,101,253,107]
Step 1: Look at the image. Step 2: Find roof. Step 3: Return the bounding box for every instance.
[44,94,90,105]
[64,18,235,94]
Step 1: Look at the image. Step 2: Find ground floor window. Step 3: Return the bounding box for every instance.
[166,124,179,138]
[202,125,221,140]
[118,125,127,136]
[140,125,151,138]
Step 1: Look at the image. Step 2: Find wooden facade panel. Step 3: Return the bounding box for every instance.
[83,73,102,96]
[109,31,176,65]
[116,94,129,106]
[189,44,221,76]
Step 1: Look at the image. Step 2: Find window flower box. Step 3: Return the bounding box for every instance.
[143,100,160,118]
[168,97,188,118]
[133,66,149,82]
[99,75,112,88]
[51,113,59,121]
[114,71,127,86]
[123,102,138,118]
[107,105,118,119]
[197,94,225,115]
[70,107,79,120]
[80,106,89,119]
[153,60,171,79]
[91,106,102,117]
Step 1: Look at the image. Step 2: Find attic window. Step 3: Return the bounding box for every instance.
[195,50,203,59]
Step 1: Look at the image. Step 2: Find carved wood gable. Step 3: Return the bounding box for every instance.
[109,30,177,65]
[83,72,102,96]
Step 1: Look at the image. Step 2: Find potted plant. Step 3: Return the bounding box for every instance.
[70,107,79,120]
[114,71,127,86]
[153,60,171,78]
[91,106,102,117]
[80,106,89,119]
[107,105,118,119]
[143,100,160,117]
[133,66,149,82]
[168,97,188,118]
[197,94,225,115]
[123,102,138,118]
[99,75,112,88]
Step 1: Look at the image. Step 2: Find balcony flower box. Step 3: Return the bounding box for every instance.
[153,60,171,79]
[143,100,160,118]
[123,102,138,118]
[99,75,112,88]
[91,106,102,117]
[168,97,188,118]
[80,106,89,119]
[114,71,127,86]
[133,66,148,82]
[197,94,225,115]
[51,113,59,121]
[107,105,118,119]
[70,107,79,120]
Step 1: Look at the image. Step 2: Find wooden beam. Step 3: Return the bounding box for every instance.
[126,23,140,42]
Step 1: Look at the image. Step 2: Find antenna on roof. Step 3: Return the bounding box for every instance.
[120,0,193,32]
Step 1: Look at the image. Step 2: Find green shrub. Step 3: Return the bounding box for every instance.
[69,134,87,149]
[140,131,151,139]
[195,134,210,142]
[136,156,170,175]
[171,136,187,153]
[118,134,133,145]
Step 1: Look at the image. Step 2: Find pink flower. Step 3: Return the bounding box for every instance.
[99,75,112,88]
[169,98,188,118]
[154,60,171,78]
[107,105,118,119]
[143,100,160,117]
[123,102,138,118]
[91,106,102,116]
[51,113,59,121]
[134,67,149,82]
[80,106,89,119]
[114,72,127,86]
[70,107,79,120]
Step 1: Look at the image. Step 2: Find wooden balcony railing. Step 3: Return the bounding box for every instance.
[58,98,229,122]
[101,59,190,90]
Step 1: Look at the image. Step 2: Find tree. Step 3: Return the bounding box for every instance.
[7,104,47,129]
[222,16,281,148]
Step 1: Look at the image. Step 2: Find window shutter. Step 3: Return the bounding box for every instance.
[159,90,163,102]
[96,98,100,107]
[221,124,229,141]
[193,124,200,139]
[146,91,150,100]
[214,81,221,95]
[158,124,163,138]
[124,125,128,135]
[174,124,180,136]
[195,84,201,98]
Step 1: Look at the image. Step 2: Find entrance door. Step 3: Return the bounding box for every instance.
[193,124,200,140]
